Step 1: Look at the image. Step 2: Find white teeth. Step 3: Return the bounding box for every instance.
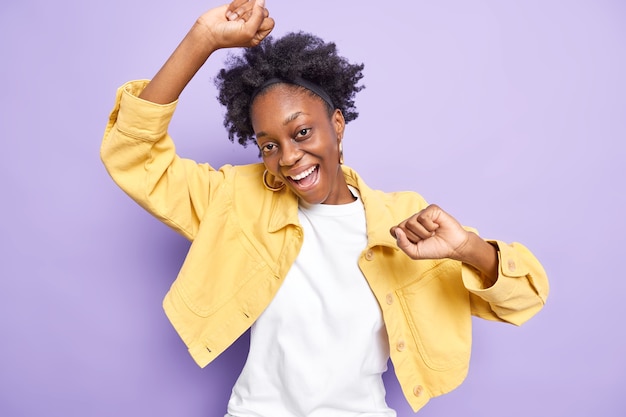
[290,166,316,181]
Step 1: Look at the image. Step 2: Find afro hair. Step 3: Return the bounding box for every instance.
[214,31,365,147]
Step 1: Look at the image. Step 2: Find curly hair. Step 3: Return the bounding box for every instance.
[214,32,365,147]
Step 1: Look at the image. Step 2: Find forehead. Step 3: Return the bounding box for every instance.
[250,83,328,120]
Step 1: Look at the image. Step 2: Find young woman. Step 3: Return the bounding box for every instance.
[101,1,549,415]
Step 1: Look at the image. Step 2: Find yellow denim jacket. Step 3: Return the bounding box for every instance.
[101,80,549,413]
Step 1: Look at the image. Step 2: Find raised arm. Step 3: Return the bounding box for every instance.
[140,0,274,104]
[101,1,274,240]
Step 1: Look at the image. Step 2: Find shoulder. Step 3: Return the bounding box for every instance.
[373,189,430,217]
[344,166,428,207]
[228,162,297,205]
[344,166,429,221]
[230,162,266,177]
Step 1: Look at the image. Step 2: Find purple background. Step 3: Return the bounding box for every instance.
[1,0,625,416]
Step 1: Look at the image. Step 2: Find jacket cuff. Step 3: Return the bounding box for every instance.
[114,80,178,143]
[461,240,528,302]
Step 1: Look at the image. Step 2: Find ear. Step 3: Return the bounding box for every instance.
[332,109,346,143]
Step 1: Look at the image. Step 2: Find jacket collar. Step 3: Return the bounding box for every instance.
[267,187,300,233]
[341,166,400,250]
[266,165,399,250]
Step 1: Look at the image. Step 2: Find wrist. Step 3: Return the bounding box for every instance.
[454,233,498,280]
[187,20,220,57]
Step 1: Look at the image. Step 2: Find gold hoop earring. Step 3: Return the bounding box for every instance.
[339,143,344,165]
[263,169,285,192]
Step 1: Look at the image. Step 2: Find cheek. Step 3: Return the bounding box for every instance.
[321,138,340,160]
[261,155,278,174]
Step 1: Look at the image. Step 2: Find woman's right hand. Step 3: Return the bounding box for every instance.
[139,0,274,104]
[196,0,274,50]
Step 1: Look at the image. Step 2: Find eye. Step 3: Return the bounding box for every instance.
[295,128,311,140]
[260,142,278,155]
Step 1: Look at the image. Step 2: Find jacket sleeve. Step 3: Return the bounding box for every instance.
[461,240,549,325]
[100,80,227,241]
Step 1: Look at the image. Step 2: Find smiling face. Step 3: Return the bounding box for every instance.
[251,84,354,205]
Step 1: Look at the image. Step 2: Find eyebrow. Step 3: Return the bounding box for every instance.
[284,111,305,125]
[255,111,308,139]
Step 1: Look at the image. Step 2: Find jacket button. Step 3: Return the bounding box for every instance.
[386,293,393,305]
[365,249,374,261]
[507,259,516,272]
[396,340,406,352]
[413,385,424,397]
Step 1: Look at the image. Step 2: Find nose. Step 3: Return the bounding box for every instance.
[279,140,303,167]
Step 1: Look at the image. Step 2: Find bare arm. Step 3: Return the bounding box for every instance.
[140,0,274,104]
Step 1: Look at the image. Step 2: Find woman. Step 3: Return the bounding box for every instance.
[101,0,549,415]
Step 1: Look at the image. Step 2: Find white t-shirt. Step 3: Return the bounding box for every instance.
[227,193,395,417]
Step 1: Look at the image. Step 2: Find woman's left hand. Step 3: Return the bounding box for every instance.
[390,204,471,261]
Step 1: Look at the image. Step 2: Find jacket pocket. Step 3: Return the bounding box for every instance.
[173,210,271,318]
[397,260,472,371]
